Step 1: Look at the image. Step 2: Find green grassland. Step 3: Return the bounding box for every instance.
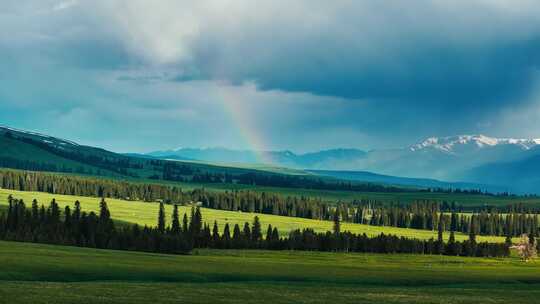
[0,189,509,242]
[0,240,539,304]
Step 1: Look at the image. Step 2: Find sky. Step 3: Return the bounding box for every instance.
[2,0,540,153]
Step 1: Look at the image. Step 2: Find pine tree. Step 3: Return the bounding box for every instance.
[271,227,279,243]
[49,199,60,224]
[243,222,251,243]
[98,198,114,233]
[266,224,273,241]
[212,221,220,247]
[445,230,458,255]
[333,209,341,236]
[171,205,180,234]
[73,200,81,222]
[64,206,72,230]
[222,223,231,248]
[232,224,242,248]
[31,199,39,226]
[252,216,262,243]
[182,213,189,234]
[190,207,202,237]
[158,202,166,233]
[436,213,444,254]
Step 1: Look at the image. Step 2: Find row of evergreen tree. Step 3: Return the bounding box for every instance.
[0,169,538,238]
[0,195,511,257]
[359,203,539,237]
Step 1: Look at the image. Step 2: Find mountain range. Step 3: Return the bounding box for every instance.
[1,124,539,194]
[148,135,540,193]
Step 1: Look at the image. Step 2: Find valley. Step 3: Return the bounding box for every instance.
[4,4,539,303]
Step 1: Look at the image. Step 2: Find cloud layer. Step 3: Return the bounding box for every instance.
[1,1,540,152]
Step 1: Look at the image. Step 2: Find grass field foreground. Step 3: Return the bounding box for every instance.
[0,240,539,304]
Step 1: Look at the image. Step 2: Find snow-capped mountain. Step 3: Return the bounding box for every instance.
[360,134,540,181]
[410,135,540,154]
[146,134,540,192]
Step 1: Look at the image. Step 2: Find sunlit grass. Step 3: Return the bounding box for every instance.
[0,189,509,242]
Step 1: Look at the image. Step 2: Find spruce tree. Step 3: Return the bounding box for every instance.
[436,213,444,254]
[158,202,166,233]
[222,223,231,248]
[232,224,242,248]
[31,199,39,225]
[64,206,72,230]
[212,221,220,247]
[190,207,202,237]
[446,231,457,255]
[182,213,189,234]
[333,209,341,236]
[73,200,81,222]
[171,205,180,234]
[272,227,279,242]
[243,222,251,243]
[266,224,273,241]
[98,199,114,232]
[252,216,262,243]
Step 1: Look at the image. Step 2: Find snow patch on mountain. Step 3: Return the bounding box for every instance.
[410,135,540,153]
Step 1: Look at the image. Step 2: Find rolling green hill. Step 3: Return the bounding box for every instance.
[1,240,539,304]
[0,126,369,188]
[0,135,118,176]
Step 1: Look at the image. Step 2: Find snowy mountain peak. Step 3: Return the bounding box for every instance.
[410,134,540,153]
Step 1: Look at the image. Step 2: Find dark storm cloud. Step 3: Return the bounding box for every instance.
[176,1,540,111]
[2,0,540,152]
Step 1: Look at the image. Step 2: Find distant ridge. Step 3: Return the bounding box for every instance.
[147,134,540,193]
[0,124,536,194]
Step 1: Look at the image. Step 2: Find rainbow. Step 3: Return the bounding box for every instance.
[216,84,273,164]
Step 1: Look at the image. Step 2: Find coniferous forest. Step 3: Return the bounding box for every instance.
[1,195,510,257]
[1,169,538,238]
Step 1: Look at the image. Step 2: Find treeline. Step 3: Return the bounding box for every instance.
[0,169,187,203]
[195,191,539,237]
[358,202,539,237]
[0,196,191,254]
[0,196,510,257]
[1,169,538,238]
[0,156,65,173]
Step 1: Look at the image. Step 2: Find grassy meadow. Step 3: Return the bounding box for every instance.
[0,240,539,304]
[0,188,509,242]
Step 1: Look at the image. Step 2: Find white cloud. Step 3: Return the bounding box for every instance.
[52,0,78,11]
